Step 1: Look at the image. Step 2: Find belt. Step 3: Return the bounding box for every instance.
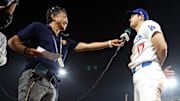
[132,61,152,73]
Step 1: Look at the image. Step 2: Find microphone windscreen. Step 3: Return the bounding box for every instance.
[124,28,131,36]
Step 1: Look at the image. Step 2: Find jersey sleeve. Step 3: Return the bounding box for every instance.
[144,21,162,40]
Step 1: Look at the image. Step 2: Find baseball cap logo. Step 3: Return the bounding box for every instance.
[126,8,149,20]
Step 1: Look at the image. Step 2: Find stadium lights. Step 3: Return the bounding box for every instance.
[58,68,67,77]
[164,77,177,88]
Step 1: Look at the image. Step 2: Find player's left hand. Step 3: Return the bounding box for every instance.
[111,39,125,47]
[164,65,175,78]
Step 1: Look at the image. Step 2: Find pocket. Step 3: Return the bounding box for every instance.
[19,69,33,85]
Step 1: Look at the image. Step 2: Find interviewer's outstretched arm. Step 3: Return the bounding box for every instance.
[74,39,124,52]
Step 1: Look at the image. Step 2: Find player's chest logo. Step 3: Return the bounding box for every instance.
[135,35,142,43]
[134,35,145,54]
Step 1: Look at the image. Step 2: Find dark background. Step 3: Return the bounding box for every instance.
[0,0,180,101]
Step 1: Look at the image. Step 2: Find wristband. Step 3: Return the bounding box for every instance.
[108,40,113,48]
[23,47,28,56]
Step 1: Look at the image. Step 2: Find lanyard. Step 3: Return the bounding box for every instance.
[52,35,62,56]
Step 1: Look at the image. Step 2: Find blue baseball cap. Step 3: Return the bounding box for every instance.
[126,8,149,20]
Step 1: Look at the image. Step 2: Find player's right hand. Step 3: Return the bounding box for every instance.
[164,65,175,78]
[25,48,43,59]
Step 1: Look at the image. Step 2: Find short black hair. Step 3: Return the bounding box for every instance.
[46,6,67,24]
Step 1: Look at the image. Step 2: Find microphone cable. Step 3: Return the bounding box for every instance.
[76,45,122,101]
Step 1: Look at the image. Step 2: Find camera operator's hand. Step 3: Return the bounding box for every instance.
[3,0,20,15]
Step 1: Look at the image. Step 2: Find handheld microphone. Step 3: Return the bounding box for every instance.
[120,28,131,42]
[117,28,131,50]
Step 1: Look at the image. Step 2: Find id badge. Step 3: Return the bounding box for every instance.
[58,57,64,67]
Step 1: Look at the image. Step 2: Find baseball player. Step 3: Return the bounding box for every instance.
[126,8,167,101]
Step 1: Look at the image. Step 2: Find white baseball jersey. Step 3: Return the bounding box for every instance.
[0,32,7,66]
[128,20,163,69]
